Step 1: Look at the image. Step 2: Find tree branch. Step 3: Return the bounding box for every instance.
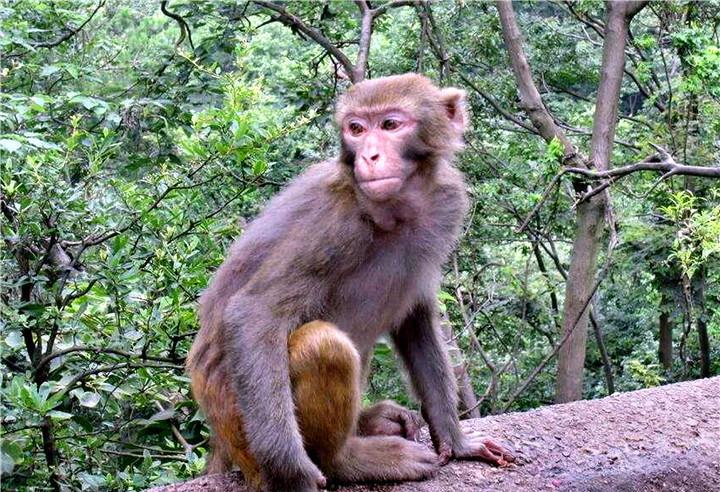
[371,0,418,18]
[518,145,720,229]
[354,1,373,82]
[456,72,539,134]
[32,1,106,49]
[34,346,183,376]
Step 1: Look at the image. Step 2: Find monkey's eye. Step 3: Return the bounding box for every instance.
[381,119,401,131]
[348,122,365,136]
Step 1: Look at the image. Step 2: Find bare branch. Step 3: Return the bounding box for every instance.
[161,0,195,50]
[502,222,618,411]
[570,148,720,181]
[34,346,183,375]
[371,0,418,18]
[496,0,584,169]
[253,1,356,81]
[519,147,720,228]
[59,362,183,400]
[456,72,539,134]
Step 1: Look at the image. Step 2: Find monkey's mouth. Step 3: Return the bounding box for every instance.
[358,177,403,200]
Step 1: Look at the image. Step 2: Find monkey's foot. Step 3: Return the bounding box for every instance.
[357,400,424,442]
[331,436,439,483]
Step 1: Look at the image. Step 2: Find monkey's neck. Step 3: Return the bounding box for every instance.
[354,173,431,232]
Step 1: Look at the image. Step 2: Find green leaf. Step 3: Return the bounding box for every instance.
[0,139,22,153]
[252,160,267,176]
[40,65,60,77]
[148,409,175,422]
[26,137,60,150]
[70,389,101,408]
[78,391,101,408]
[437,290,457,305]
[4,331,24,348]
[47,410,74,420]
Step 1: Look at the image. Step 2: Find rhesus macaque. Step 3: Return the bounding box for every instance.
[187,74,514,491]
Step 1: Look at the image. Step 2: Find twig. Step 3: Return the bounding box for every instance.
[502,226,618,411]
[253,1,355,80]
[519,146,720,229]
[34,346,182,375]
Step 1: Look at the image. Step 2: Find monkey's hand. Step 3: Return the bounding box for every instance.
[437,431,515,467]
[357,400,424,441]
[263,458,326,492]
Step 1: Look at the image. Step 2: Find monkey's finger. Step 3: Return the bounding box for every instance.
[483,438,516,463]
[381,419,404,437]
[398,412,422,442]
[463,437,515,467]
[465,432,516,463]
[437,442,452,466]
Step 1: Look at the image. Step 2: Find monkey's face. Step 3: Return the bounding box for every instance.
[341,109,419,202]
[336,74,469,202]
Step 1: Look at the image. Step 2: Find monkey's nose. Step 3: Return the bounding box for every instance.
[363,153,380,164]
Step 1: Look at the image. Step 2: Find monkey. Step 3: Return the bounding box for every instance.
[187,73,514,491]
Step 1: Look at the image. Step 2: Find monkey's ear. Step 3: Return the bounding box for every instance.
[440,88,469,134]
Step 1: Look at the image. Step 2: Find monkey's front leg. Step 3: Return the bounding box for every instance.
[393,302,515,468]
[224,297,326,491]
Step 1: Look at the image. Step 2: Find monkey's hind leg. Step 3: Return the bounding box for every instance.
[289,321,439,485]
[288,321,362,467]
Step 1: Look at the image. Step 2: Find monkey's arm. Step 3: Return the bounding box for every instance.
[223,296,326,490]
[392,302,514,467]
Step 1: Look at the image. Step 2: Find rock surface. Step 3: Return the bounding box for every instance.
[148,377,720,492]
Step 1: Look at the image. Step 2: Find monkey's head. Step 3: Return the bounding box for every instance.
[336,73,468,202]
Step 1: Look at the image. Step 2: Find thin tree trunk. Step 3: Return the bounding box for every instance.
[695,270,711,378]
[659,308,673,370]
[440,315,481,419]
[496,0,645,403]
[41,416,61,492]
[456,364,481,419]
[531,242,560,325]
[555,1,646,403]
[590,298,615,395]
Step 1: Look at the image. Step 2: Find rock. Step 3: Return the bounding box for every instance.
[148,377,720,492]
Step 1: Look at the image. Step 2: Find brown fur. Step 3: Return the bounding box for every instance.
[187,73,511,492]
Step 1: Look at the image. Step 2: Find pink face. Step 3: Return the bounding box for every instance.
[342,109,418,202]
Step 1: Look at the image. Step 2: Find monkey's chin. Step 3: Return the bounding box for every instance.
[358,177,403,202]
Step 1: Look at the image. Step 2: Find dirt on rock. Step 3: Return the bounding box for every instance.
[148,377,720,492]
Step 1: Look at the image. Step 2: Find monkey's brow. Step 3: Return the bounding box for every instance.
[346,106,410,118]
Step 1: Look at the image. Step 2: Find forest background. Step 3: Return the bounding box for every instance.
[1,1,719,490]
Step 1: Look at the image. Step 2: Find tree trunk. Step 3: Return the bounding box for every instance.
[41,416,61,492]
[658,307,673,370]
[496,0,646,403]
[555,199,605,402]
[694,270,711,378]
